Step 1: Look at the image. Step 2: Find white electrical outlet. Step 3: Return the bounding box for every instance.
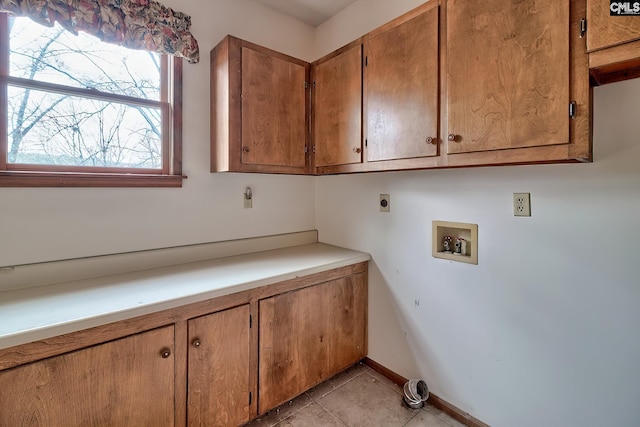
[380,194,390,212]
[513,193,531,216]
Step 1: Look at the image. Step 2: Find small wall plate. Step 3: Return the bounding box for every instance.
[432,221,478,265]
[380,194,390,212]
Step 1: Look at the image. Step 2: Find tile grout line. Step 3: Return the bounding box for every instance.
[307,368,367,401]
[363,366,464,427]
[315,399,349,427]
[269,400,315,427]
[399,409,423,427]
[270,366,368,426]
[307,366,369,427]
[362,368,405,396]
[424,405,465,427]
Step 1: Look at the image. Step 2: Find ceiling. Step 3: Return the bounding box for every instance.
[253,0,359,27]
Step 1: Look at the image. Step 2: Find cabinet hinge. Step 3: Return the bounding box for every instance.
[249,392,253,405]
[313,81,316,89]
[304,145,308,154]
[579,18,587,39]
[569,101,577,119]
[312,145,316,153]
[249,314,253,328]
[305,81,308,89]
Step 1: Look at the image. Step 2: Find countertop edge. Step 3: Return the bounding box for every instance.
[0,245,370,351]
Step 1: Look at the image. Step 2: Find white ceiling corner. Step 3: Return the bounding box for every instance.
[252,0,359,27]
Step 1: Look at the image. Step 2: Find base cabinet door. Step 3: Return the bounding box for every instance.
[0,326,175,426]
[187,304,251,427]
[258,273,367,414]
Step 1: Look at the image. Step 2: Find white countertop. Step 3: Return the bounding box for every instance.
[0,243,370,350]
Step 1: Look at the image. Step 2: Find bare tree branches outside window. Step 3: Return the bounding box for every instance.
[7,16,164,169]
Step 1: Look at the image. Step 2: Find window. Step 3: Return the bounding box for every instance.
[0,13,183,187]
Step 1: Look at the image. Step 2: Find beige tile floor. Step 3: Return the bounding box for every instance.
[245,363,465,427]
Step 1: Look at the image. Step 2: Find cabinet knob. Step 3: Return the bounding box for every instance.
[448,134,458,142]
[242,146,250,153]
[160,348,171,359]
[353,147,362,154]
[426,137,437,145]
[192,338,202,348]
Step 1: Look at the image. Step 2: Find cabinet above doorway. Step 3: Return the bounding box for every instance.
[586,0,640,85]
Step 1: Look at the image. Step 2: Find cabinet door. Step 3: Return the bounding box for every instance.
[241,46,307,168]
[313,44,363,167]
[188,304,251,427]
[0,326,175,426]
[446,0,569,154]
[259,273,367,414]
[367,6,439,162]
[587,0,640,51]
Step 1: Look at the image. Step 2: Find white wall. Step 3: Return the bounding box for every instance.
[315,0,426,57]
[0,0,317,267]
[316,4,640,424]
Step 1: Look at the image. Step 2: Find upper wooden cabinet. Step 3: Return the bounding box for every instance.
[366,4,439,162]
[312,42,364,168]
[446,0,570,154]
[0,326,175,426]
[587,0,640,85]
[211,0,592,175]
[211,36,310,174]
[441,0,591,166]
[188,304,251,427]
[587,0,640,51]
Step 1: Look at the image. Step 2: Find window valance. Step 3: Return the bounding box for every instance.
[0,0,199,63]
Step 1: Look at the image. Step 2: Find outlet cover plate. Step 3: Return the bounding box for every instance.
[513,193,531,217]
[380,194,390,212]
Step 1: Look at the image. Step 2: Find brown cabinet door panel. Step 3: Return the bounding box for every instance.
[367,6,439,162]
[313,45,363,167]
[446,0,569,154]
[259,273,367,414]
[587,0,640,52]
[0,326,175,426]
[188,304,251,427]
[242,47,307,168]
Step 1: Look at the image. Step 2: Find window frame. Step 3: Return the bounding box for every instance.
[0,13,184,187]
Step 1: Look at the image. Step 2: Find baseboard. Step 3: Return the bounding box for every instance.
[363,358,490,427]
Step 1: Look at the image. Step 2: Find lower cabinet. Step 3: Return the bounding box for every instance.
[258,272,367,414]
[187,304,251,427]
[0,262,368,427]
[0,325,175,426]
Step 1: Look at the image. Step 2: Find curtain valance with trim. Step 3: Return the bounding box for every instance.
[0,0,199,63]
